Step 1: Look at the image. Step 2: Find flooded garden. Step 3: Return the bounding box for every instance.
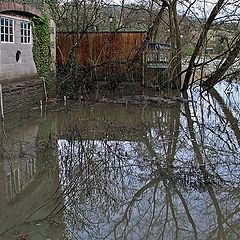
[0,81,239,240]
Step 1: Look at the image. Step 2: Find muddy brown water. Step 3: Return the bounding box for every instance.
[0,81,239,240]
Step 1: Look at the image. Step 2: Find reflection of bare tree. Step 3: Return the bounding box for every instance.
[53,106,173,238]
[208,87,240,145]
[183,92,226,239]
[55,87,240,239]
[102,104,202,240]
[183,88,240,240]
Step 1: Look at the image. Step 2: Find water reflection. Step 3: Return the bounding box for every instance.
[0,82,239,239]
[0,116,65,239]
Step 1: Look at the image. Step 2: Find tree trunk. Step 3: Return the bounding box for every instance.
[171,0,182,89]
[181,0,225,91]
[201,36,240,90]
[132,0,168,63]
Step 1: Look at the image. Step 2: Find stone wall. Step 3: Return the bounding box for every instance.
[0,4,56,117]
[48,18,57,95]
[1,78,44,116]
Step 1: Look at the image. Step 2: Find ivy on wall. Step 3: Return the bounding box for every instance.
[32,14,50,77]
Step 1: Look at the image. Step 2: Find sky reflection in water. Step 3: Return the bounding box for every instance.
[0,81,239,240]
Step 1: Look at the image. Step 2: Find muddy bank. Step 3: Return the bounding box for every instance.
[67,83,189,106]
[100,95,189,106]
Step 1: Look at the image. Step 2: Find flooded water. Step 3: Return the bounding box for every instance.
[0,81,239,240]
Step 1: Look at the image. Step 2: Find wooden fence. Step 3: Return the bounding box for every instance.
[57,32,145,78]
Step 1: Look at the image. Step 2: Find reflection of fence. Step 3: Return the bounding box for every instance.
[57,32,145,78]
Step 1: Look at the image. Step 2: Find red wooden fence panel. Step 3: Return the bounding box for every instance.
[57,32,145,75]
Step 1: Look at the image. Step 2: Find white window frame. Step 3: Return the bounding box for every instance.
[20,20,31,44]
[0,16,14,43]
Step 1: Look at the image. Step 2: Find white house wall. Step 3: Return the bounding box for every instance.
[0,14,38,84]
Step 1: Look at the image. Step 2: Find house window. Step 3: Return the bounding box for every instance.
[0,17,14,43]
[21,21,31,44]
